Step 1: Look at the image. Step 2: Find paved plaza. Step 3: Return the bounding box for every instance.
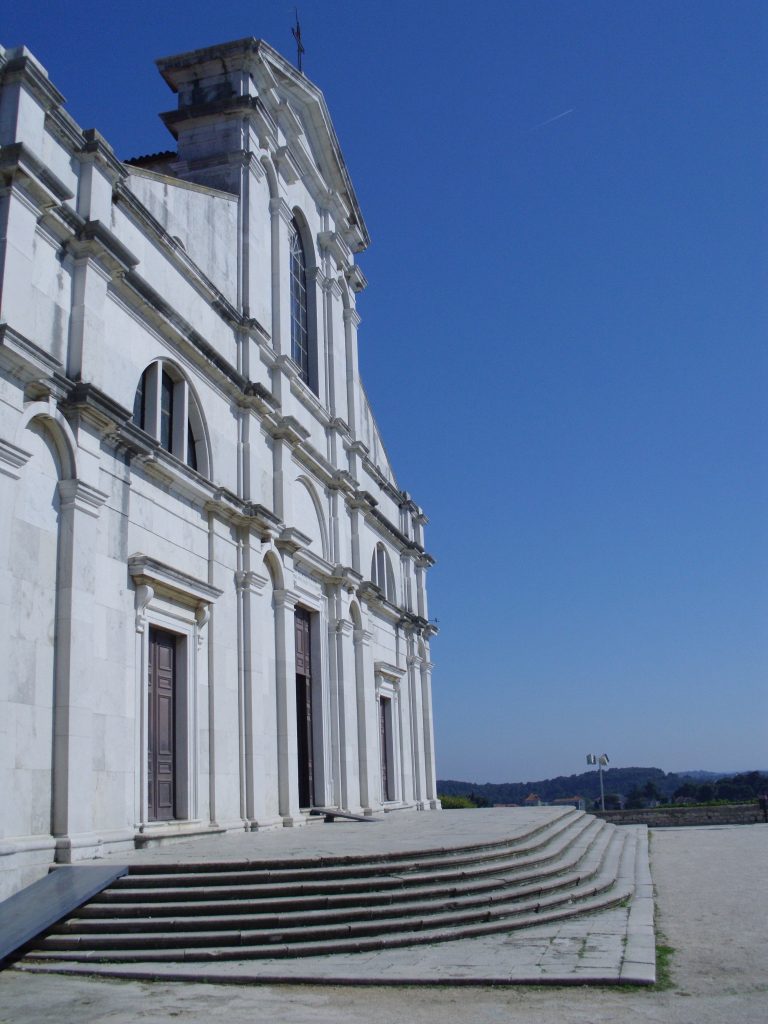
[1,820,766,1023]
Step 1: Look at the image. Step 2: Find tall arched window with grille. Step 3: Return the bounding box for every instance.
[132,361,208,476]
[289,219,310,386]
[371,542,397,603]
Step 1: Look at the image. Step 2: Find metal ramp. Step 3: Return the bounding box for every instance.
[310,807,382,823]
[0,865,128,968]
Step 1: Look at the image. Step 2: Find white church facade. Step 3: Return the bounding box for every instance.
[0,37,439,899]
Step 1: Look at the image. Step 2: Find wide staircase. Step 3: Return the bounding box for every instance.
[19,810,639,967]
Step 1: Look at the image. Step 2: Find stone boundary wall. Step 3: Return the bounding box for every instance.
[594,803,765,827]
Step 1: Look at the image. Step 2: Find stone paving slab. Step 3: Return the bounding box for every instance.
[16,811,654,986]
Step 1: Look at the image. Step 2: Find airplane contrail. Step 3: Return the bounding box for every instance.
[532,108,574,130]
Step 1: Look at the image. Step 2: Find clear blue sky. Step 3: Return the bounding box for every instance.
[5,1,766,782]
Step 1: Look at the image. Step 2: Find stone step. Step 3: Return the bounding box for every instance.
[31,830,628,960]
[90,815,600,905]
[54,819,618,933]
[28,877,633,963]
[21,817,639,966]
[109,809,586,889]
[119,809,582,880]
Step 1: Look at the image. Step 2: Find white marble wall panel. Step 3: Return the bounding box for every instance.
[126,170,239,304]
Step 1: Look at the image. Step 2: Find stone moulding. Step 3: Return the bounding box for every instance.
[128,554,223,606]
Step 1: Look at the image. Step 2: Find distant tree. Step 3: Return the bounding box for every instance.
[468,791,492,808]
[439,794,478,809]
[603,793,622,810]
[673,781,698,802]
[625,786,645,810]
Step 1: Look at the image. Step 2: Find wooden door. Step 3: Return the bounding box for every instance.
[380,697,392,802]
[148,627,177,821]
[294,608,314,808]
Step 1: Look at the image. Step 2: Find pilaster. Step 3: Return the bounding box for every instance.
[354,623,377,812]
[235,564,270,827]
[52,477,109,860]
[273,587,301,822]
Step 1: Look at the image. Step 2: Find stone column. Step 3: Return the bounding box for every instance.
[343,306,362,436]
[333,612,361,812]
[236,565,270,828]
[52,477,108,861]
[273,587,300,823]
[407,648,425,808]
[354,623,377,813]
[420,652,439,808]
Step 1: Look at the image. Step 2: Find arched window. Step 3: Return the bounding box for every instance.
[371,542,396,603]
[289,218,310,387]
[132,361,207,475]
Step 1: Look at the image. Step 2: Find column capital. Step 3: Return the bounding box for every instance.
[57,478,108,518]
[353,626,373,647]
[269,196,294,226]
[273,588,299,612]
[235,569,270,594]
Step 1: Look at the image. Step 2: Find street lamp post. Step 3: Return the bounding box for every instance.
[586,753,610,811]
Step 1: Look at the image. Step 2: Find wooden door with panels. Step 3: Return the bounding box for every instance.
[380,696,394,802]
[294,607,315,808]
[147,627,177,821]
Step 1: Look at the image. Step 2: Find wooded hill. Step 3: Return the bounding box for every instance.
[437,768,766,806]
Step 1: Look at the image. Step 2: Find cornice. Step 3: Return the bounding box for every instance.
[275,144,301,184]
[318,230,352,270]
[329,416,351,440]
[0,323,65,385]
[348,489,378,512]
[0,50,66,111]
[65,218,139,274]
[242,380,280,415]
[398,612,438,639]
[347,438,369,459]
[276,526,312,556]
[128,553,223,604]
[274,356,331,426]
[133,444,220,507]
[328,469,358,495]
[79,129,127,184]
[45,106,86,152]
[374,660,405,680]
[294,545,336,583]
[361,453,405,506]
[159,93,276,145]
[344,264,367,294]
[293,440,336,487]
[330,564,363,593]
[273,414,310,446]
[357,580,402,624]
[0,142,74,209]
[0,437,32,479]
[63,381,131,434]
[243,501,282,537]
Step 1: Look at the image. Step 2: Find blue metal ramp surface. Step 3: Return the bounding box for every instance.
[0,864,128,967]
